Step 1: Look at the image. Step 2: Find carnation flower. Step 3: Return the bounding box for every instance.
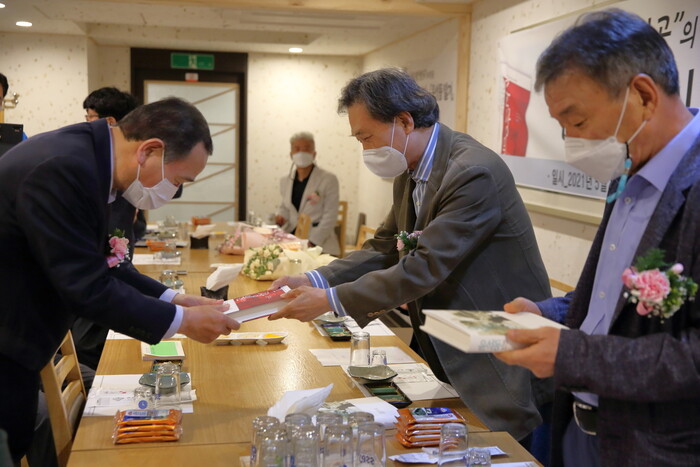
[622,248,697,321]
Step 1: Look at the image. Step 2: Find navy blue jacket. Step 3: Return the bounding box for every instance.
[0,120,174,372]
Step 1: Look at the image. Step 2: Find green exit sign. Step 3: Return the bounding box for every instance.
[170,53,215,71]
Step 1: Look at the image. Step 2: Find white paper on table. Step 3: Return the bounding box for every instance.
[308,346,416,367]
[267,384,333,422]
[342,363,458,401]
[344,317,395,336]
[206,264,243,290]
[342,396,399,428]
[131,254,181,265]
[389,447,509,464]
[391,363,458,400]
[192,224,216,239]
[106,330,188,340]
[83,374,196,416]
[421,446,507,457]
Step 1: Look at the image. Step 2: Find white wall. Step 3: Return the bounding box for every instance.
[246,52,362,235]
[359,19,460,230]
[0,32,88,135]
[94,45,131,92]
[468,0,614,287]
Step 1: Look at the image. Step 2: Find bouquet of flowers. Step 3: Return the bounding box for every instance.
[218,223,304,256]
[106,229,129,268]
[622,248,698,321]
[241,244,336,281]
[242,244,284,280]
[395,230,422,253]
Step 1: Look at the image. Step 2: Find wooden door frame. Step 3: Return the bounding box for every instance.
[131,48,248,220]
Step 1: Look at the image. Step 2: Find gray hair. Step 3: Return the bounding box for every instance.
[289,131,315,148]
[338,67,439,128]
[535,8,679,98]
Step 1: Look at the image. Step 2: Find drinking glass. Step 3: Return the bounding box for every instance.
[251,416,280,467]
[467,447,491,466]
[285,412,312,439]
[354,422,385,467]
[370,349,387,367]
[438,423,468,466]
[349,331,370,367]
[154,362,181,408]
[258,427,288,467]
[322,424,353,467]
[315,412,343,440]
[290,424,319,467]
[133,386,154,410]
[347,412,374,429]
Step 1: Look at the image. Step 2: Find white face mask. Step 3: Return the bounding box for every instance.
[563,86,646,183]
[362,119,409,178]
[122,148,179,210]
[291,151,314,168]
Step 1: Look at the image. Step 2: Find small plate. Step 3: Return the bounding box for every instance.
[316,312,347,324]
[216,331,288,345]
[348,365,398,383]
[139,372,190,394]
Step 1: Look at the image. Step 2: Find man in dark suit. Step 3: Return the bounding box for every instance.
[0,97,239,463]
[73,87,141,370]
[270,68,552,441]
[496,9,700,466]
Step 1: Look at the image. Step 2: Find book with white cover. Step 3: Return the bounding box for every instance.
[420,309,568,353]
[224,286,291,322]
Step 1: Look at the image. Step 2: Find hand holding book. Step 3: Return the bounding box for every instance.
[494,326,562,378]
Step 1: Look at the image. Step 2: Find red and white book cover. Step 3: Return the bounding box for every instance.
[224,286,291,322]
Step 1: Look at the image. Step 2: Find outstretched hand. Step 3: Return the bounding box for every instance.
[178,303,240,343]
[268,286,330,322]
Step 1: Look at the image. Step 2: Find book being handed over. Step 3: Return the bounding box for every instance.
[223,286,291,322]
[420,309,568,353]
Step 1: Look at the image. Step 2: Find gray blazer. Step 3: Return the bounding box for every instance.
[279,165,340,256]
[316,124,551,439]
[550,133,700,466]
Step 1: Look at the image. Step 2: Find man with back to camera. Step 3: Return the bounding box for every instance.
[495,9,700,466]
[276,131,340,256]
[269,68,552,442]
[0,97,240,463]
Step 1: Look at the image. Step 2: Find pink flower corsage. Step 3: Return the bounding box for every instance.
[106,229,130,268]
[395,230,422,253]
[306,191,321,205]
[622,248,697,321]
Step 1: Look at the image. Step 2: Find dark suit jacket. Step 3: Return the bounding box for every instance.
[0,120,175,372]
[550,133,700,466]
[316,124,552,439]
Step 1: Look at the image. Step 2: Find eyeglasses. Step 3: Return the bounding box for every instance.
[85,112,100,122]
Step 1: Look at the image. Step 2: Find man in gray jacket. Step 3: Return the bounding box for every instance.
[270,68,551,440]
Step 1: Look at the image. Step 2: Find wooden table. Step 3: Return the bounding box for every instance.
[69,432,536,466]
[69,247,540,466]
[133,239,242,275]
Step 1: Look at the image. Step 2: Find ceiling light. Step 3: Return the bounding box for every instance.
[289,47,303,54]
[0,4,6,8]
[16,21,33,27]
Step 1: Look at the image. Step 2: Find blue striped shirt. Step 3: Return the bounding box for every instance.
[307,123,441,316]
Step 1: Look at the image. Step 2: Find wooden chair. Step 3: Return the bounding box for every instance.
[345,212,366,255]
[295,213,312,240]
[345,224,376,255]
[335,201,348,257]
[39,331,87,467]
[549,277,575,296]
